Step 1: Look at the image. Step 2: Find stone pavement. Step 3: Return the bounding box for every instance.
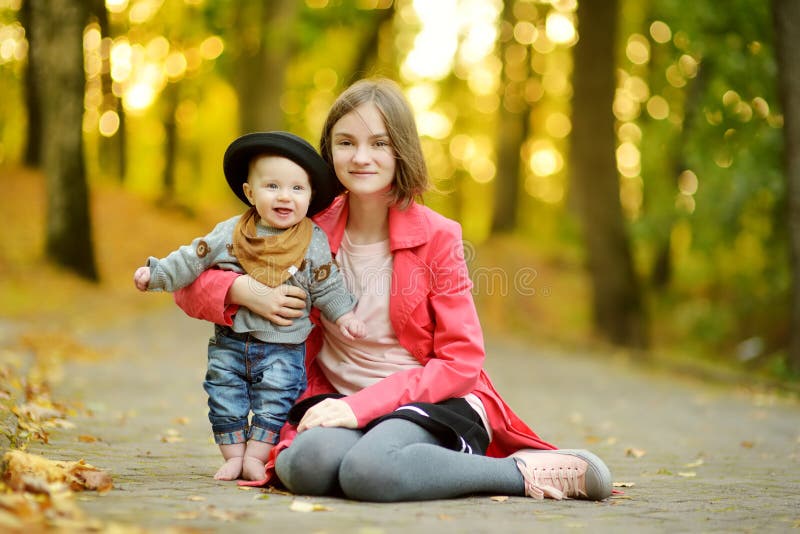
[20,307,800,533]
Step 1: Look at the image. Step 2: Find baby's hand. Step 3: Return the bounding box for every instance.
[336,313,366,340]
[133,266,151,291]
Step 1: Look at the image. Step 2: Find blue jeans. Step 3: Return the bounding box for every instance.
[204,325,306,445]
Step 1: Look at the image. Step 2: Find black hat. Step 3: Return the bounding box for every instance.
[223,131,338,217]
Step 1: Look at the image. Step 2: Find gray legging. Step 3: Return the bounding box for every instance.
[274,418,525,501]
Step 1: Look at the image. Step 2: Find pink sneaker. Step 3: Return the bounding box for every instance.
[510,449,612,501]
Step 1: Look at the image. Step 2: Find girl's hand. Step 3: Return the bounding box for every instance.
[228,275,307,326]
[297,398,358,433]
[134,267,151,291]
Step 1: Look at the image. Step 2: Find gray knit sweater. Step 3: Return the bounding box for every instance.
[146,215,356,344]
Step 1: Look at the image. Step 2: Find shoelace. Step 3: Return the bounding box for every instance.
[517,463,587,500]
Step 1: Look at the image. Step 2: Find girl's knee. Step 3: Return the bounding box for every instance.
[276,427,358,496]
[339,450,410,502]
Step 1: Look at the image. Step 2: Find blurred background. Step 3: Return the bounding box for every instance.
[1,0,797,386]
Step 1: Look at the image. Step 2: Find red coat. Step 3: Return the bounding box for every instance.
[175,195,555,486]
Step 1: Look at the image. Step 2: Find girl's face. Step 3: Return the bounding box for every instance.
[243,155,312,229]
[330,103,396,200]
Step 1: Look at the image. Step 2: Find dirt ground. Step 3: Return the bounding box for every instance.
[7,306,800,533]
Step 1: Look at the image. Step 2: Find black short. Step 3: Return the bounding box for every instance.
[287,394,489,456]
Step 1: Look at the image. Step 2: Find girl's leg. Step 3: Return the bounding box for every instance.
[338,419,524,502]
[275,426,363,495]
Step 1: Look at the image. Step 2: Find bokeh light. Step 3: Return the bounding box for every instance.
[545,12,575,45]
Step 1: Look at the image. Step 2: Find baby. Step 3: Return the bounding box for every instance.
[134,132,364,480]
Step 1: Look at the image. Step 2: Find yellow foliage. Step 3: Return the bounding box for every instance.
[1,450,112,494]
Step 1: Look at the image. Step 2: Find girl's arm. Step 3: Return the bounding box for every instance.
[173,270,308,326]
[173,269,240,325]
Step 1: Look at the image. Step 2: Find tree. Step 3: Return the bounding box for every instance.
[232,0,299,133]
[569,0,646,347]
[773,0,800,373]
[490,1,532,234]
[19,0,42,167]
[27,0,98,280]
[90,0,126,183]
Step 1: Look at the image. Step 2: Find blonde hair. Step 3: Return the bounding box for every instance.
[319,78,429,208]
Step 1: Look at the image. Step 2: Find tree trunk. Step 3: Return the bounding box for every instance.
[20,0,43,167]
[773,0,800,373]
[233,0,299,133]
[569,0,646,347]
[91,0,126,182]
[652,61,709,289]
[490,2,531,234]
[161,82,179,202]
[347,6,396,83]
[29,0,98,280]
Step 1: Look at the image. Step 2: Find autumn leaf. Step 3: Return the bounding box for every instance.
[490,495,509,502]
[159,428,183,443]
[1,450,113,493]
[625,447,646,458]
[612,481,636,487]
[289,500,331,512]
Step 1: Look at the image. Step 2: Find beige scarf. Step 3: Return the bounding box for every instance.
[232,207,313,287]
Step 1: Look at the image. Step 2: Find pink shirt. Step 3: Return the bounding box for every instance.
[316,232,491,436]
[317,232,422,393]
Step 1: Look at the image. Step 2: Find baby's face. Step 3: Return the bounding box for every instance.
[243,155,312,229]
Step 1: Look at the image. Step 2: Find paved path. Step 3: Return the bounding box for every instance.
[18,307,800,532]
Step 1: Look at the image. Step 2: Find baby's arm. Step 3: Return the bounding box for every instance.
[133,266,151,291]
[137,217,238,293]
[335,311,366,341]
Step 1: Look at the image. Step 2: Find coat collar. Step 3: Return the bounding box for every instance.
[313,194,430,253]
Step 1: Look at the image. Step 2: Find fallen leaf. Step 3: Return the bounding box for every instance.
[261,486,293,496]
[187,495,205,501]
[175,511,200,520]
[437,514,454,520]
[207,505,252,521]
[77,435,100,443]
[612,482,635,487]
[289,500,331,512]
[173,417,190,425]
[740,441,755,449]
[490,495,509,502]
[237,486,254,491]
[625,448,646,458]
[677,471,696,478]
[2,450,113,493]
[655,468,673,475]
[159,428,183,443]
[50,419,76,430]
[684,458,704,468]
